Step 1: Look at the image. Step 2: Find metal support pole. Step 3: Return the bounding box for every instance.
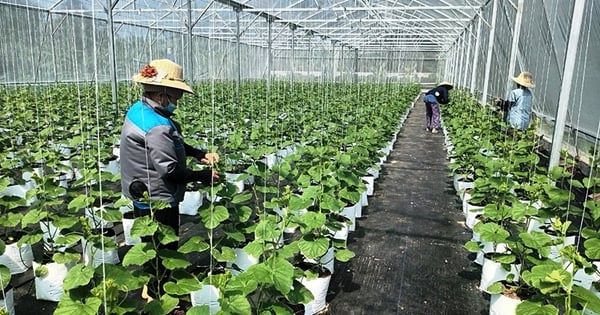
[463,23,473,88]
[308,31,312,80]
[481,0,498,105]
[267,17,273,95]
[470,9,483,94]
[235,7,241,103]
[290,24,296,89]
[353,48,359,84]
[49,16,58,82]
[331,40,337,82]
[505,0,524,94]
[106,0,118,114]
[548,0,587,169]
[187,0,193,79]
[457,34,465,88]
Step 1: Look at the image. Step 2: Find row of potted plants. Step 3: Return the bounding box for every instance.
[443,90,600,314]
[0,81,419,314]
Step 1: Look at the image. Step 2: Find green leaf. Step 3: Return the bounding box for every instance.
[158,249,191,270]
[163,275,202,295]
[334,248,355,262]
[179,236,210,254]
[515,300,558,315]
[221,294,251,315]
[474,222,510,243]
[21,209,47,226]
[298,235,329,260]
[52,251,82,264]
[213,246,236,262]
[122,242,156,266]
[54,296,102,315]
[571,284,600,313]
[63,264,95,290]
[186,306,211,315]
[0,212,22,228]
[223,273,258,296]
[130,216,158,239]
[0,266,11,290]
[199,205,229,229]
[143,294,179,315]
[298,212,326,233]
[231,192,252,204]
[584,238,600,259]
[288,195,313,212]
[463,240,482,253]
[68,195,94,211]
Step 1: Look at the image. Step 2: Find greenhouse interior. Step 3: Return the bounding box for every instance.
[0,0,599,314]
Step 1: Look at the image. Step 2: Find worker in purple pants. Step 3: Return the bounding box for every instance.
[423,81,453,133]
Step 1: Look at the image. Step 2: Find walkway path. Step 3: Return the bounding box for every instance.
[327,94,489,315]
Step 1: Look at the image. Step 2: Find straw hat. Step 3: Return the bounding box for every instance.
[437,81,454,90]
[132,59,193,94]
[511,72,535,88]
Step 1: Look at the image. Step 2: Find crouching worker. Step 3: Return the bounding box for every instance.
[423,81,453,133]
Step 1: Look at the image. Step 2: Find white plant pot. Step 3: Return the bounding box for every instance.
[40,221,73,252]
[489,292,521,315]
[480,255,520,293]
[341,204,358,232]
[0,242,33,274]
[465,203,484,230]
[85,207,114,229]
[0,287,15,315]
[190,284,221,314]
[360,190,368,208]
[225,172,245,193]
[301,273,332,315]
[100,159,120,175]
[121,212,141,246]
[180,191,204,216]
[304,247,335,275]
[226,248,259,275]
[366,167,379,179]
[573,262,600,289]
[0,184,36,206]
[331,222,349,241]
[33,261,74,302]
[362,176,375,196]
[81,230,120,267]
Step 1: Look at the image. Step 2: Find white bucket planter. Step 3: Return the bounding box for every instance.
[341,203,358,232]
[40,221,73,252]
[121,212,141,246]
[85,207,114,229]
[479,254,520,293]
[264,153,278,169]
[489,292,521,315]
[304,247,335,275]
[331,222,349,241]
[180,191,204,216]
[362,176,375,196]
[526,216,553,233]
[360,190,368,208]
[190,284,221,314]
[545,230,577,262]
[81,229,120,267]
[301,273,332,315]
[225,172,245,193]
[226,248,259,275]
[0,286,15,315]
[0,184,36,206]
[465,203,484,230]
[366,167,379,180]
[33,261,73,302]
[0,241,33,274]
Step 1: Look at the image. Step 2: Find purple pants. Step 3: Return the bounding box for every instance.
[425,102,440,129]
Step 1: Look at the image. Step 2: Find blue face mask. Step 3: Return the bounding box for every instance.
[165,94,177,113]
[166,103,176,113]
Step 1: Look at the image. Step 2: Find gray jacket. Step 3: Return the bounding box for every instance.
[120,98,211,208]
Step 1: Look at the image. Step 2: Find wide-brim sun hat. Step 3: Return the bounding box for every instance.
[438,81,454,90]
[511,71,535,88]
[132,59,194,94]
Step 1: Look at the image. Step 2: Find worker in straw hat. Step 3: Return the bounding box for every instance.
[495,71,535,131]
[120,59,219,301]
[423,81,453,133]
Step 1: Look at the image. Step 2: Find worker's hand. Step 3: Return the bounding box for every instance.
[201,152,220,165]
[494,97,503,104]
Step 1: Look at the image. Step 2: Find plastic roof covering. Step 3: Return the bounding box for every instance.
[3,0,487,52]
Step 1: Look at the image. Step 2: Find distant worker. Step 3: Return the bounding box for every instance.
[495,71,535,131]
[423,81,453,133]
